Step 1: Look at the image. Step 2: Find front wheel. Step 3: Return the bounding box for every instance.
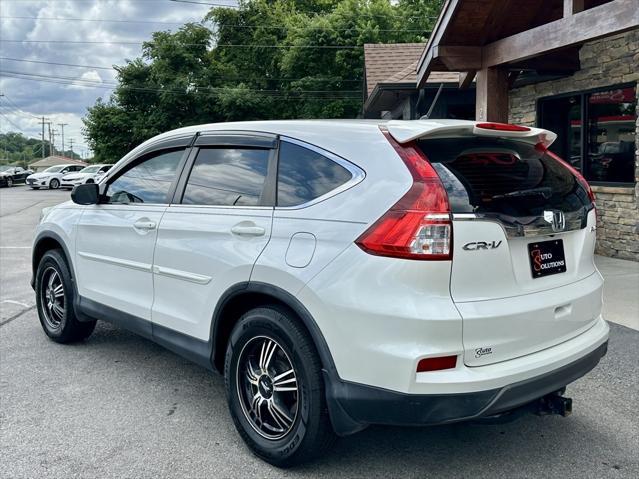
[35,249,96,343]
[225,306,335,467]
[49,178,60,189]
[6,177,13,187]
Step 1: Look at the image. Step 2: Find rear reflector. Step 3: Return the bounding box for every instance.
[355,128,452,260]
[417,355,457,373]
[476,122,531,132]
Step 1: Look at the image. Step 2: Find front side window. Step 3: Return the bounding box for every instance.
[277,141,353,207]
[182,148,270,206]
[106,149,184,204]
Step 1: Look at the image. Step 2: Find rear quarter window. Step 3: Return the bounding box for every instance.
[277,141,353,207]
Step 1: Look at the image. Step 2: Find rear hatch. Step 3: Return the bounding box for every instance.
[413,128,599,366]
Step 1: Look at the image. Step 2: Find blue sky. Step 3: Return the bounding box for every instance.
[0,0,237,156]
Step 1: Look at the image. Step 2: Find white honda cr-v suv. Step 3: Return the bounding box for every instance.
[32,120,608,467]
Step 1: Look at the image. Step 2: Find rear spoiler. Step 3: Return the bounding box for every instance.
[386,120,557,149]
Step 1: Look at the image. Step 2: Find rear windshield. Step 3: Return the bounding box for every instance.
[418,138,592,217]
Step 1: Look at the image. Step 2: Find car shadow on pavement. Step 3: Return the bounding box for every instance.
[60,321,630,478]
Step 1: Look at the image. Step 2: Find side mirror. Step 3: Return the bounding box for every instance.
[71,183,99,205]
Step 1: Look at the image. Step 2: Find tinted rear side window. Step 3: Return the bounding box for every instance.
[182,147,270,206]
[277,141,352,207]
[418,138,591,216]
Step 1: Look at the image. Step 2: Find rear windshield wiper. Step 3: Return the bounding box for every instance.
[491,187,552,200]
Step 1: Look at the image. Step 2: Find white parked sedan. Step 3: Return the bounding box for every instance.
[60,164,113,190]
[26,164,85,190]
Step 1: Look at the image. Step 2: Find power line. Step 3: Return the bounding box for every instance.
[0,112,26,132]
[169,0,238,6]
[0,39,366,48]
[0,73,362,101]
[0,57,364,82]
[0,16,430,33]
[1,57,115,71]
[0,69,362,94]
[0,15,197,25]
[0,105,41,122]
[0,94,41,119]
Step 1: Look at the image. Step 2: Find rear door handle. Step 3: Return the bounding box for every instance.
[133,219,157,231]
[231,223,265,237]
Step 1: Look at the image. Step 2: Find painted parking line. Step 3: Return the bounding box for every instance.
[1,299,33,308]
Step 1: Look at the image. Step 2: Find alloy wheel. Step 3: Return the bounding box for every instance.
[236,336,299,440]
[40,267,65,329]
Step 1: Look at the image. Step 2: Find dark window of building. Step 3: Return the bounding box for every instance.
[277,141,352,207]
[182,147,270,206]
[106,149,184,204]
[539,84,636,185]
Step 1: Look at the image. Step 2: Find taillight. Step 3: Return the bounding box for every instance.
[475,122,531,132]
[355,128,452,260]
[542,147,596,205]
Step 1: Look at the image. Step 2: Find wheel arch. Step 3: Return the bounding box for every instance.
[210,282,339,381]
[31,231,75,290]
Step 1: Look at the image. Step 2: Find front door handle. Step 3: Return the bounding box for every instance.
[231,223,265,237]
[133,219,157,231]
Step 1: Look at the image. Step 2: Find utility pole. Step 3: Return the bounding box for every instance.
[47,122,53,156]
[58,123,68,157]
[51,129,57,156]
[69,138,74,156]
[39,116,49,159]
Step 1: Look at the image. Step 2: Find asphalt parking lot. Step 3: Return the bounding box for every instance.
[1,185,638,478]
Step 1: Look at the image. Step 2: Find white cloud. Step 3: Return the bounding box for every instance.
[0,0,217,156]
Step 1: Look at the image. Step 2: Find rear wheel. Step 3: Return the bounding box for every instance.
[49,178,60,189]
[35,249,96,343]
[225,306,335,467]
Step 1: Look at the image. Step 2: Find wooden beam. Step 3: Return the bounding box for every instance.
[564,0,585,17]
[416,0,463,87]
[510,49,581,73]
[483,0,639,67]
[436,46,483,70]
[475,67,508,122]
[459,71,476,89]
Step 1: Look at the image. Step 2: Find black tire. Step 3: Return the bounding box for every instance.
[225,306,335,467]
[6,177,12,187]
[35,249,96,343]
[31,187,39,190]
[49,178,60,189]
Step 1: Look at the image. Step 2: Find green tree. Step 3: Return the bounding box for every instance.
[83,1,443,160]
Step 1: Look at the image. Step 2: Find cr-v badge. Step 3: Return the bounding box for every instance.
[463,241,502,251]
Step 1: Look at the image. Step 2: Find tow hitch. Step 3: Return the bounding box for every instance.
[535,391,572,417]
[475,389,573,424]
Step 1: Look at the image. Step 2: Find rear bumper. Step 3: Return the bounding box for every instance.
[326,322,608,435]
